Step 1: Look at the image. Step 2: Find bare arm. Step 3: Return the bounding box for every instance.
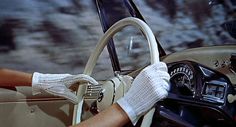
[0,68,32,86]
[71,103,130,127]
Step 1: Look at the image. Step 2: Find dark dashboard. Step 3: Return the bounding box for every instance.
[168,61,230,104]
[150,46,236,127]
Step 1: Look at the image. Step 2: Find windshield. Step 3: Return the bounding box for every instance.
[135,0,236,53]
[93,0,236,74]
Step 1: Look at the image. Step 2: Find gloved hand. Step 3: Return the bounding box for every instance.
[117,62,170,125]
[32,72,98,104]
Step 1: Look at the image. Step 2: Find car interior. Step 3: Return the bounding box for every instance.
[0,0,236,127]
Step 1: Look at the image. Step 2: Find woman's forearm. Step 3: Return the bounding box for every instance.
[0,68,32,86]
[72,103,130,127]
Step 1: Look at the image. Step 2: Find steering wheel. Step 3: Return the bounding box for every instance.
[72,17,160,127]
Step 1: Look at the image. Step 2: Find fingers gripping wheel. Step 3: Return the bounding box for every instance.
[72,17,160,127]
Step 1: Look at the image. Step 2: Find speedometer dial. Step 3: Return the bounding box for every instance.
[169,64,194,96]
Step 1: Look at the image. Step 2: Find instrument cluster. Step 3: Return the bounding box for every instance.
[167,60,233,104]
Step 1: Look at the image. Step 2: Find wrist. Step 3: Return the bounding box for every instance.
[117,98,139,125]
[32,72,42,95]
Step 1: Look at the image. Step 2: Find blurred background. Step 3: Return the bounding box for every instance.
[0,0,235,79]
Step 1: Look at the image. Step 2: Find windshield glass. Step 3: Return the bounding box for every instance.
[135,0,236,53]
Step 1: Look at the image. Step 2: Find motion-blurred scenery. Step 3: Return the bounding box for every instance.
[0,0,235,78]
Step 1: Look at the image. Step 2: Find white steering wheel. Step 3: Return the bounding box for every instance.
[73,17,160,127]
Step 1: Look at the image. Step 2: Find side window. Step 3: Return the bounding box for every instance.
[0,1,104,74]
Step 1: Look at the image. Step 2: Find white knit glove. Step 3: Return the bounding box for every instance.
[32,72,98,104]
[117,62,170,125]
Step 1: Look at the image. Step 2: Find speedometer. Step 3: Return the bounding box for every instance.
[169,64,194,96]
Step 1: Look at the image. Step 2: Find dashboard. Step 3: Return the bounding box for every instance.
[167,61,230,104]
[163,46,236,85]
[150,46,236,127]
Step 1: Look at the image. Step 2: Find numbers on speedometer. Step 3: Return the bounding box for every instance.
[169,64,195,96]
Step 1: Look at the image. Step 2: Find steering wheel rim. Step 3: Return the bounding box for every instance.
[73,17,160,127]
